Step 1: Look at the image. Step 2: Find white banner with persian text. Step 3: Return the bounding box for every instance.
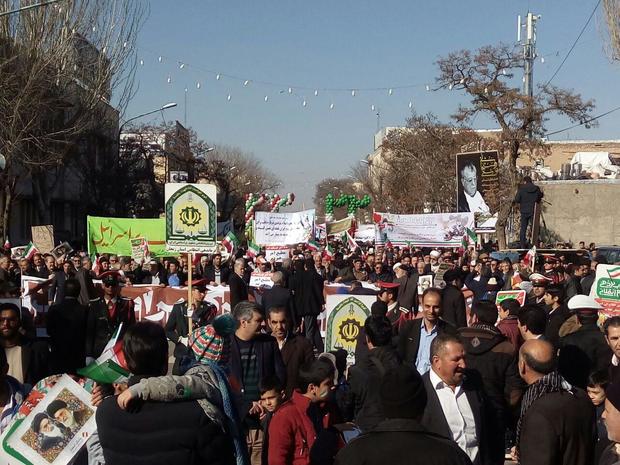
[254,209,315,246]
[374,211,475,247]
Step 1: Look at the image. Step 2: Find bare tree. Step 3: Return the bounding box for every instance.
[359,113,481,214]
[195,145,281,229]
[602,0,620,61]
[0,0,146,236]
[435,44,595,247]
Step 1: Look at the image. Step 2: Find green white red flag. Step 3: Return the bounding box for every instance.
[222,231,240,253]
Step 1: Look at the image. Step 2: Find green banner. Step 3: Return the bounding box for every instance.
[87,216,168,257]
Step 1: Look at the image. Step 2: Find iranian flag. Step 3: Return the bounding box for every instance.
[307,240,320,252]
[523,246,537,270]
[92,253,102,276]
[247,241,261,259]
[323,244,335,259]
[77,324,129,384]
[466,227,478,243]
[459,235,468,255]
[222,231,240,253]
[345,231,358,251]
[23,242,39,260]
[607,266,620,279]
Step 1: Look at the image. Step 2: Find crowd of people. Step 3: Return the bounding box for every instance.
[0,238,617,465]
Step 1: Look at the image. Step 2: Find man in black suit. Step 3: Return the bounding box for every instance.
[441,269,467,328]
[140,260,167,285]
[397,288,457,375]
[228,258,248,311]
[202,252,230,285]
[421,333,491,465]
[46,278,88,374]
[261,272,294,327]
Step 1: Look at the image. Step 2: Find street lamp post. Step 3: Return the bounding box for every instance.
[117,102,177,152]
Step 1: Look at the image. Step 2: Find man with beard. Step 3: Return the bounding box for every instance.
[0,303,48,386]
[47,400,89,431]
[32,413,67,451]
[421,334,491,464]
[515,339,594,465]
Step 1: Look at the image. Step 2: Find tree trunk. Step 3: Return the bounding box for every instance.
[1,179,15,243]
[32,170,52,225]
[495,146,520,249]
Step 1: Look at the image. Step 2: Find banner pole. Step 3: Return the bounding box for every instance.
[187,252,193,337]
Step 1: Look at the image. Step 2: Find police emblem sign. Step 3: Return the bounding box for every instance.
[165,183,217,253]
[325,295,372,365]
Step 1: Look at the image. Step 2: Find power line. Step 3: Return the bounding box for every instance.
[546,104,620,136]
[544,0,601,87]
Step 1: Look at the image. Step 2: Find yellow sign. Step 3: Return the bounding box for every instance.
[325,295,372,365]
[165,183,217,253]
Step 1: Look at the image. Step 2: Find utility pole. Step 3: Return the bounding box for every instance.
[518,12,540,98]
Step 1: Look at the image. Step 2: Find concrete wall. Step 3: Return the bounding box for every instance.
[538,180,620,245]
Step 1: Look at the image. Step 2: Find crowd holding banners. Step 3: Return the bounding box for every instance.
[0,191,620,464]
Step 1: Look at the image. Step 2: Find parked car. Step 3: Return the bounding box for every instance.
[596,246,620,264]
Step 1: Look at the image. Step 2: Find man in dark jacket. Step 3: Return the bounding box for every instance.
[542,284,568,348]
[230,301,285,462]
[86,272,136,359]
[229,258,249,311]
[441,269,467,328]
[203,253,230,285]
[394,263,418,314]
[97,322,236,465]
[266,306,313,399]
[335,364,471,465]
[516,338,595,465]
[458,301,523,465]
[346,316,402,432]
[559,295,612,389]
[140,259,167,285]
[397,288,457,374]
[46,278,88,374]
[291,258,324,352]
[49,261,74,304]
[513,176,543,249]
[261,272,294,326]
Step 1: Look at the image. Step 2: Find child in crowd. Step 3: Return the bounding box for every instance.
[258,375,284,465]
[587,370,611,463]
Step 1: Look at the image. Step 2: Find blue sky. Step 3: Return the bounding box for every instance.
[125,0,620,207]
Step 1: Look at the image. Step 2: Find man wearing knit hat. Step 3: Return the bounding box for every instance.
[335,364,471,465]
[559,295,612,389]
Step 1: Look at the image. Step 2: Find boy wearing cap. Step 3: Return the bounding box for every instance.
[559,295,612,389]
